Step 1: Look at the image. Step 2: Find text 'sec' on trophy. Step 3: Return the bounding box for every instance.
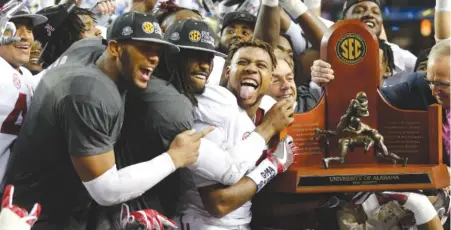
[271,19,450,193]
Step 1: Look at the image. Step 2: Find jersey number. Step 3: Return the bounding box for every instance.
[1,93,27,135]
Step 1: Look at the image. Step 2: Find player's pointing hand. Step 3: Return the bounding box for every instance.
[168,127,215,168]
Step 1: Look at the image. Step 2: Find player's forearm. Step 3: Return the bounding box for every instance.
[435,0,451,41]
[435,12,450,41]
[189,134,266,185]
[199,177,257,218]
[418,216,444,230]
[295,12,328,50]
[253,2,280,48]
[83,153,176,206]
[199,158,279,218]
[304,0,321,17]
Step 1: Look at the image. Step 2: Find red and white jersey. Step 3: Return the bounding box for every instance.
[178,84,276,228]
[0,57,34,183]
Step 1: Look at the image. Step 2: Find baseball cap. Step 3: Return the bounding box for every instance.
[33,3,76,45]
[107,11,179,53]
[164,19,226,58]
[342,0,381,17]
[221,11,256,32]
[10,5,47,27]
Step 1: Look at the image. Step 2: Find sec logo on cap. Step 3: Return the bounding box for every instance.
[142,22,154,34]
[336,33,367,65]
[189,30,201,42]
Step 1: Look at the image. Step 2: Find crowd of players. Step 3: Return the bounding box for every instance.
[0,0,449,229]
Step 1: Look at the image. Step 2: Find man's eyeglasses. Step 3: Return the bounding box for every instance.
[425,79,450,89]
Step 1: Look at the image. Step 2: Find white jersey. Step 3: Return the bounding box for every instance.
[207,56,226,86]
[0,57,34,184]
[177,85,276,228]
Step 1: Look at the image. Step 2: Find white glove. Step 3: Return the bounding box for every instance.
[379,191,438,225]
[119,204,178,230]
[0,184,41,230]
[279,0,308,19]
[246,135,297,192]
[0,0,24,45]
[268,135,297,173]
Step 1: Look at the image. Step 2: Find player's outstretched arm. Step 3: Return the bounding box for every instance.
[64,95,214,206]
[199,136,295,218]
[72,127,213,206]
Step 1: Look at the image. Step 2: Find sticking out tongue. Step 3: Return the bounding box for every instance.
[240,86,256,99]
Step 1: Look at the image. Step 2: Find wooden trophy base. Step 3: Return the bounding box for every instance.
[271,164,450,193]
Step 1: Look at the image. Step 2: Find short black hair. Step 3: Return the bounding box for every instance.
[227,39,277,70]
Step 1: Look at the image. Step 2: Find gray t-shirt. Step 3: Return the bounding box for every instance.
[114,76,193,215]
[4,38,125,220]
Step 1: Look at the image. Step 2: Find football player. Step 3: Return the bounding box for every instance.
[3,12,212,230]
[175,38,296,229]
[0,5,47,184]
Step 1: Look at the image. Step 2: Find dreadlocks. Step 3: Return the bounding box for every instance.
[379,39,395,77]
[41,6,95,68]
[152,0,202,25]
[156,50,198,106]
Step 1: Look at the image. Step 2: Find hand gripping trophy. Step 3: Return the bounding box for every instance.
[314,92,408,169]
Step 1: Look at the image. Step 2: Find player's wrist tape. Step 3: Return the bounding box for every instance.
[279,0,308,19]
[403,193,438,225]
[436,0,451,12]
[304,0,321,9]
[246,158,278,192]
[262,0,278,7]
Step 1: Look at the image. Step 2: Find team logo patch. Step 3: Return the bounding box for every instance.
[153,23,162,36]
[13,73,20,89]
[142,22,154,34]
[200,31,215,46]
[336,33,367,65]
[122,26,133,36]
[189,30,201,42]
[44,23,55,36]
[170,32,180,41]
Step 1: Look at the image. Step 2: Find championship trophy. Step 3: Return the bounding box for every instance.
[271,20,450,193]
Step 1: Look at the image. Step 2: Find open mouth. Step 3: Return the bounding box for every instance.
[362,20,376,28]
[138,67,153,81]
[29,53,40,64]
[278,94,293,99]
[191,72,209,81]
[14,43,31,52]
[240,78,259,100]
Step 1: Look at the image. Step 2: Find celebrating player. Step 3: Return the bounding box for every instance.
[3,12,212,230]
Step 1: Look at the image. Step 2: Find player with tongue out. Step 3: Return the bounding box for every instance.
[174,37,297,229]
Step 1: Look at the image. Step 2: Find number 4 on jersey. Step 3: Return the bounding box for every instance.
[1,93,27,135]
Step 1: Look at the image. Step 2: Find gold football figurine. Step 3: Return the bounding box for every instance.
[314,92,408,169]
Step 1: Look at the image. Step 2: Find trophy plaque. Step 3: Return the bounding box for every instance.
[271,19,450,193]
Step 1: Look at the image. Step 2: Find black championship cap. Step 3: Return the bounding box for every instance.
[221,11,256,32]
[164,19,226,58]
[342,0,381,17]
[33,3,76,45]
[11,5,47,26]
[107,11,179,52]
